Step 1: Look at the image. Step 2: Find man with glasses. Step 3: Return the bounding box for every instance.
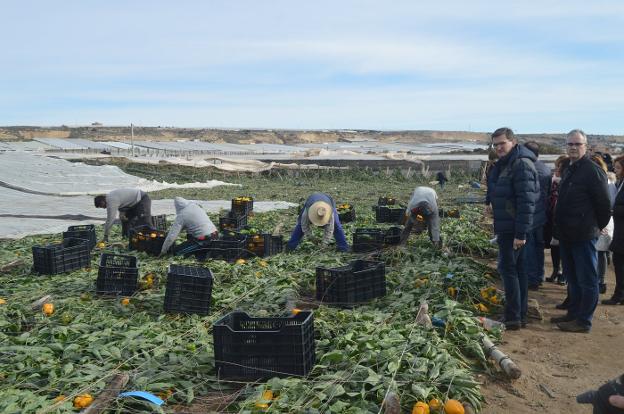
[489,127,540,330]
[552,129,611,333]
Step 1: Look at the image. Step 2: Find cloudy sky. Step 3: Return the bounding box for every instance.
[2,1,623,133]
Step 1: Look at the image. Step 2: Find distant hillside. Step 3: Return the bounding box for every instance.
[0,126,622,148]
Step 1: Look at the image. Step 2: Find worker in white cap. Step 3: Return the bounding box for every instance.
[286,192,349,252]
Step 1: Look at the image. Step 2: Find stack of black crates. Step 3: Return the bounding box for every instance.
[373,196,405,224]
[62,224,97,251]
[219,197,253,232]
[32,238,91,275]
[316,260,386,305]
[96,253,138,295]
[213,311,315,380]
[164,265,213,315]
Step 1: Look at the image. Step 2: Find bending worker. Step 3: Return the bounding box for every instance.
[94,188,152,242]
[286,192,349,252]
[399,186,441,247]
[159,197,218,256]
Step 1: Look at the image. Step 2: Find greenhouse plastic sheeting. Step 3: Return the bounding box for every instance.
[0,185,296,238]
[0,152,238,195]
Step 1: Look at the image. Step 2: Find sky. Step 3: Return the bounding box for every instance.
[1,1,624,133]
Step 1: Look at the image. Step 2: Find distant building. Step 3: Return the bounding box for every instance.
[91,122,103,126]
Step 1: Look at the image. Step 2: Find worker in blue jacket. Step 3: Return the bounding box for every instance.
[286,192,349,252]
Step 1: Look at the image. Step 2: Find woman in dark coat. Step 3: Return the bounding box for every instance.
[603,155,624,305]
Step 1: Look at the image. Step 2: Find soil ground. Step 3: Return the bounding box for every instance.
[480,257,623,414]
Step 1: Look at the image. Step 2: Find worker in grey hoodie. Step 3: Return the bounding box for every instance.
[399,186,441,247]
[159,197,218,256]
[94,188,152,241]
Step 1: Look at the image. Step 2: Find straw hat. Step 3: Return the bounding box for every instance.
[308,201,332,226]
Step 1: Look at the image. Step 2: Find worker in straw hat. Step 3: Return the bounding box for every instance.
[286,192,349,252]
[400,186,442,247]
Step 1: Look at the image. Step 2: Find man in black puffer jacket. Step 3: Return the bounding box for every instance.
[490,127,540,330]
[552,129,611,333]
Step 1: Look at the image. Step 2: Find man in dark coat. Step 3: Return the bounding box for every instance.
[524,141,552,290]
[489,127,540,330]
[552,129,611,333]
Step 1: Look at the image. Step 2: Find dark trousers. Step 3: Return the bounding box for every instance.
[497,233,528,324]
[526,227,545,285]
[598,251,608,286]
[560,239,598,328]
[120,194,152,236]
[551,245,561,275]
[612,252,624,300]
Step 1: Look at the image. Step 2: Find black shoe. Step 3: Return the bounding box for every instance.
[599,283,607,294]
[550,315,575,324]
[557,320,590,333]
[528,284,540,291]
[556,279,567,286]
[545,274,559,283]
[521,320,528,328]
[505,322,521,331]
[555,297,570,310]
[601,297,624,305]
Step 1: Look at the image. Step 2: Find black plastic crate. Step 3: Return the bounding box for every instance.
[196,238,246,262]
[32,238,91,275]
[128,226,167,256]
[377,196,398,206]
[336,203,355,223]
[213,311,315,380]
[164,265,213,315]
[384,226,402,245]
[219,211,248,232]
[226,232,284,258]
[374,205,405,224]
[151,214,168,231]
[62,224,97,251]
[96,253,138,295]
[316,260,386,304]
[352,228,385,252]
[231,197,254,217]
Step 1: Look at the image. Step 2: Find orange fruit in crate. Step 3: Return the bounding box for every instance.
[42,303,54,316]
[53,395,65,402]
[235,258,246,265]
[150,232,157,238]
[0,298,6,305]
[443,399,464,414]
[121,298,130,306]
[291,308,302,315]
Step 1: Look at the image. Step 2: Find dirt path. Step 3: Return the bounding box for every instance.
[480,259,623,413]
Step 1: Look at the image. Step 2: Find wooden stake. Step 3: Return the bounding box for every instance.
[82,373,129,414]
[482,335,522,379]
[0,259,24,272]
[30,295,53,310]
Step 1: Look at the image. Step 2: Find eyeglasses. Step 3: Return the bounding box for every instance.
[566,143,585,147]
